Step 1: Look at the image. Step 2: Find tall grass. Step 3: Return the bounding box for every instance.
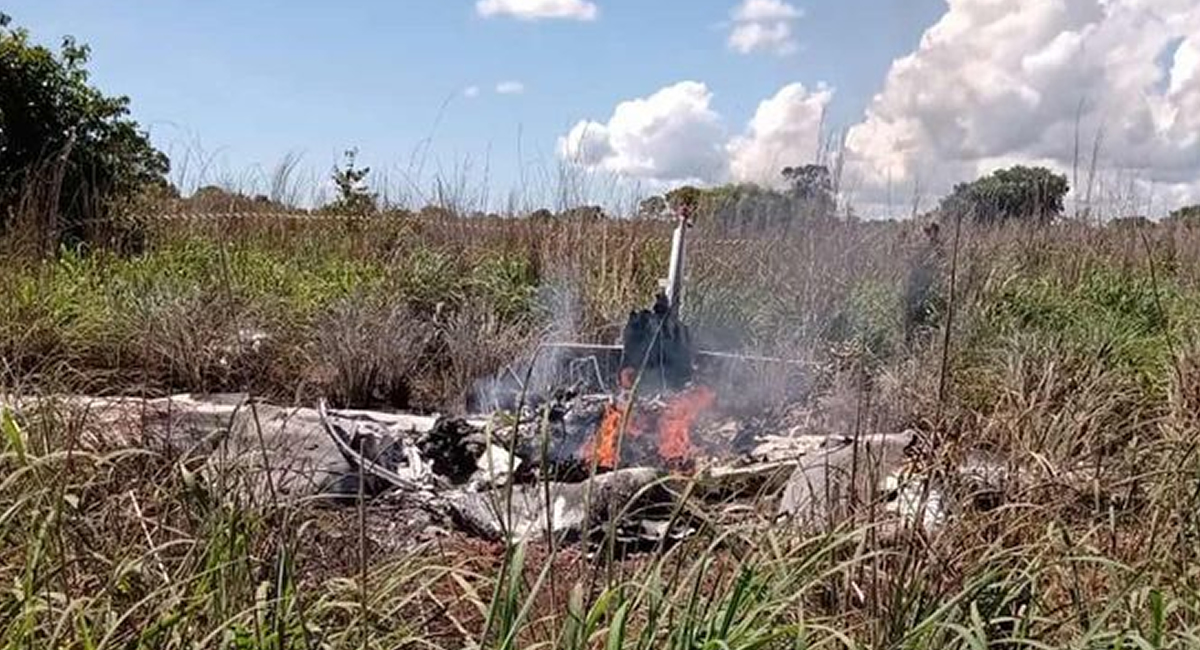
[4,213,1200,647]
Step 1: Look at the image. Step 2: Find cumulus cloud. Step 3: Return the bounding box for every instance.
[556,80,832,188]
[728,0,803,56]
[557,79,834,188]
[557,81,730,184]
[495,80,526,95]
[463,85,481,98]
[844,0,1200,208]
[728,82,833,185]
[475,0,598,21]
[558,0,1200,212]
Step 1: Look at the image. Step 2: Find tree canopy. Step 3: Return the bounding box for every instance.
[939,165,1069,224]
[635,164,838,233]
[1166,204,1200,226]
[0,14,169,243]
[781,164,834,212]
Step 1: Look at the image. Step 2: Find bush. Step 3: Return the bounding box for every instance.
[313,299,433,409]
[319,148,377,215]
[0,14,169,246]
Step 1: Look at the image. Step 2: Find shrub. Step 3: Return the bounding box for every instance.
[319,148,377,216]
[313,300,433,409]
[0,15,168,246]
[470,252,538,321]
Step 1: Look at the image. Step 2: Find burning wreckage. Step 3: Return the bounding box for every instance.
[16,211,1006,549]
[303,292,925,547]
[314,208,956,546]
[304,209,880,545]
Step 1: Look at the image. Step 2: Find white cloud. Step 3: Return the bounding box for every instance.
[557,81,729,184]
[1171,37,1200,95]
[476,0,597,21]
[844,0,1200,209]
[728,0,803,56]
[556,80,832,188]
[463,85,481,98]
[556,0,1200,214]
[495,80,526,95]
[728,82,833,185]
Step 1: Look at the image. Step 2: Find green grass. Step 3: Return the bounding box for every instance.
[981,266,1189,389]
[4,408,1200,649]
[4,214,1200,647]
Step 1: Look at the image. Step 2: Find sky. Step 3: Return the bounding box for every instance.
[7,0,1200,216]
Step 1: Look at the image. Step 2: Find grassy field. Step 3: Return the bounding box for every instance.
[4,211,1200,648]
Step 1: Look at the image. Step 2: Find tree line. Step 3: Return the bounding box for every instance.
[3,15,1197,249]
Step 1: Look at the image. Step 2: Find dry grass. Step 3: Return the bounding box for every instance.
[4,210,1200,647]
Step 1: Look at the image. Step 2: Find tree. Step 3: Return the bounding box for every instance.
[939,166,1069,224]
[322,148,377,215]
[0,15,169,244]
[1166,204,1200,226]
[665,185,703,215]
[781,164,836,219]
[633,166,839,234]
[782,165,834,209]
[638,182,808,233]
[177,185,284,213]
[560,205,605,220]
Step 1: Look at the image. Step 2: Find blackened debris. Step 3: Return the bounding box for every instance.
[417,418,486,484]
[621,293,694,390]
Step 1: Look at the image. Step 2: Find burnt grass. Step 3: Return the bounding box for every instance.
[4,211,1200,648]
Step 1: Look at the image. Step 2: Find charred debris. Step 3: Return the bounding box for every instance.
[307,211,964,550]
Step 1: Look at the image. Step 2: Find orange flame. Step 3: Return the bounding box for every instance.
[580,385,717,470]
[656,386,716,464]
[582,402,636,469]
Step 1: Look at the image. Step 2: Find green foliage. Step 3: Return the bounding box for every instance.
[663,185,700,211]
[1108,215,1154,230]
[1166,204,1200,226]
[636,194,668,219]
[321,148,377,215]
[823,279,903,361]
[643,165,836,234]
[982,267,1184,391]
[941,165,1069,224]
[471,252,538,320]
[0,407,24,463]
[708,183,806,232]
[394,247,465,311]
[0,19,168,241]
[179,185,285,213]
[638,184,794,232]
[781,163,835,216]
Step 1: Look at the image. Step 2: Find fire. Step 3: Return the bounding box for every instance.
[582,402,632,469]
[580,384,716,470]
[656,385,716,464]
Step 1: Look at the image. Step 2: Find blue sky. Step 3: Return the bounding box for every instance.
[8,0,1200,214]
[8,0,943,203]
